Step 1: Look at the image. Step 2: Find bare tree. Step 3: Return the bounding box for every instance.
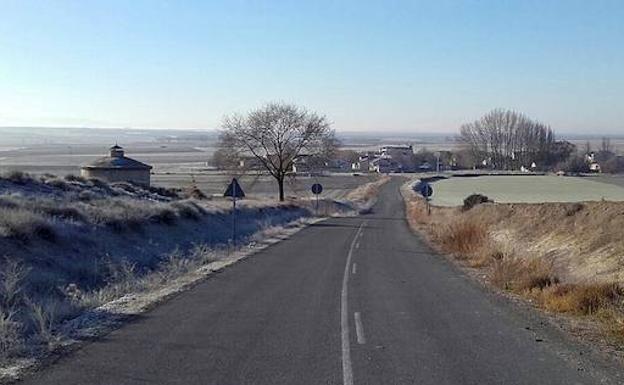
[217,102,337,201]
[460,109,556,170]
[601,137,613,153]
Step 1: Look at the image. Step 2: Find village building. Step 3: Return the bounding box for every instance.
[81,144,153,186]
[352,145,417,173]
[352,151,378,173]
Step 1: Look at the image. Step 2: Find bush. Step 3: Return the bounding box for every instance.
[45,178,69,191]
[463,194,491,211]
[40,205,86,222]
[565,202,584,217]
[149,208,177,225]
[601,157,624,174]
[186,186,207,200]
[0,208,57,242]
[0,309,22,360]
[3,171,33,185]
[0,259,29,361]
[0,197,19,209]
[171,201,205,220]
[541,283,623,315]
[64,174,87,183]
[558,156,590,174]
[439,219,487,254]
[490,257,558,292]
[78,191,96,202]
[112,182,137,194]
[149,186,179,199]
[87,178,111,190]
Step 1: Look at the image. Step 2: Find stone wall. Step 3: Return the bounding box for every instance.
[81,168,151,187]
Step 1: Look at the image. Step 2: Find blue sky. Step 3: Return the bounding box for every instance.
[0,0,622,133]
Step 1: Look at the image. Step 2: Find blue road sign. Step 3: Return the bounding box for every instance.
[419,182,433,198]
[311,183,323,195]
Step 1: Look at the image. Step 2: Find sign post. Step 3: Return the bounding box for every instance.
[224,178,245,244]
[416,181,434,216]
[311,183,323,216]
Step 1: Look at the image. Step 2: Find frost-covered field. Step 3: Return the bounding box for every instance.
[430,175,624,206]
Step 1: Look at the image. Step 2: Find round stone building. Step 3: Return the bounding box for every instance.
[81,145,152,187]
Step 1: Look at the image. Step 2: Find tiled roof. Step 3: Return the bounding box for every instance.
[82,156,152,170]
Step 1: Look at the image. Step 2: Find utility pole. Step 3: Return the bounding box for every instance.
[435,151,441,175]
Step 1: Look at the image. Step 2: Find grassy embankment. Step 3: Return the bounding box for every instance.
[343,175,391,213]
[0,171,387,376]
[402,180,624,343]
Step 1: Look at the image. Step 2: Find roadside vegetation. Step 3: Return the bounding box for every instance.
[403,181,624,345]
[343,175,391,213]
[0,171,385,378]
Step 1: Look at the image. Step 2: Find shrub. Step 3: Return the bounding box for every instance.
[40,205,86,222]
[149,208,177,225]
[4,171,33,185]
[78,191,96,202]
[462,194,491,211]
[88,178,109,189]
[186,186,207,200]
[490,256,558,292]
[0,259,30,309]
[0,197,19,209]
[0,309,22,360]
[64,174,86,183]
[439,218,487,254]
[0,208,57,242]
[601,157,624,174]
[45,178,69,191]
[172,201,205,220]
[112,182,137,194]
[27,300,57,347]
[558,155,590,174]
[541,283,623,315]
[0,259,28,361]
[149,186,179,199]
[565,202,584,216]
[39,173,56,181]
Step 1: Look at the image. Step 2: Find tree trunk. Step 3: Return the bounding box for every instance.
[277,176,285,201]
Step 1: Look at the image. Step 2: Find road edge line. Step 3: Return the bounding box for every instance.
[341,221,366,385]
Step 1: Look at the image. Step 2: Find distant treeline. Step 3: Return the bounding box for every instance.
[459,109,623,173]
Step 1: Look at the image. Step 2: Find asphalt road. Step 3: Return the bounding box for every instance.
[20,178,622,385]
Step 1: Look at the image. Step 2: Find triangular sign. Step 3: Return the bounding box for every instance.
[224,178,245,198]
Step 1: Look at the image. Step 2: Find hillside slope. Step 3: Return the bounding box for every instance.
[402,180,624,351]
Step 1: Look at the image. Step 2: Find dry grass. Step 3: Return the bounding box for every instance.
[0,207,56,243]
[344,176,390,204]
[490,256,559,292]
[3,171,33,185]
[0,259,29,361]
[0,195,210,238]
[538,283,623,316]
[436,218,488,255]
[0,172,379,369]
[0,309,22,360]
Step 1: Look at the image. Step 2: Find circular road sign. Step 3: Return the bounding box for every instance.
[419,182,433,198]
[311,183,323,195]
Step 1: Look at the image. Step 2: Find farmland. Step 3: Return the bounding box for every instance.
[429,175,624,206]
[0,128,379,200]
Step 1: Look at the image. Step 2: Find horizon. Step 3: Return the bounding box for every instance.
[1,1,623,134]
[1,125,623,141]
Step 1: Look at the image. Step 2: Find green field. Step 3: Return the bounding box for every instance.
[430,175,624,206]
